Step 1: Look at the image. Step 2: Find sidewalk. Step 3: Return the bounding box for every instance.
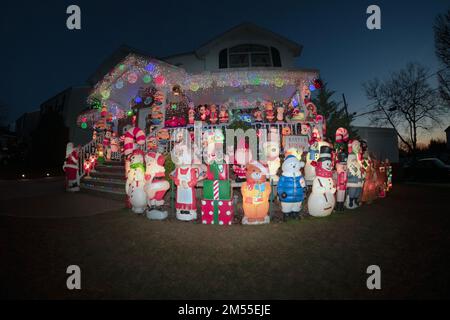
[0,177,124,218]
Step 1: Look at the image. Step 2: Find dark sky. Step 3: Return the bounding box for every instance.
[1,0,448,141]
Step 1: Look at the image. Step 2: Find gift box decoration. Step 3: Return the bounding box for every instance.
[203,180,231,200]
[201,199,234,225]
[206,162,229,180]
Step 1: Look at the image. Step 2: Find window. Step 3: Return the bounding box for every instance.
[219,49,228,68]
[219,44,282,68]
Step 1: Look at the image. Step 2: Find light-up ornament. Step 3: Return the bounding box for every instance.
[249,74,260,85]
[292,98,299,107]
[101,89,110,99]
[119,64,125,71]
[145,63,156,72]
[135,96,142,103]
[127,72,138,84]
[81,122,87,129]
[309,84,316,91]
[190,82,199,92]
[115,79,124,89]
[275,78,284,88]
[127,110,134,116]
[144,97,153,105]
[154,75,165,86]
[143,74,152,84]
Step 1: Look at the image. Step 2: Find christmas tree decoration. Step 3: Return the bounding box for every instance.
[308,144,336,217]
[277,155,306,219]
[126,150,147,214]
[63,142,80,192]
[241,161,271,225]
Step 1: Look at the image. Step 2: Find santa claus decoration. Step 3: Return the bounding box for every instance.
[144,152,170,220]
[63,142,80,192]
[308,145,336,217]
[241,161,271,225]
[171,142,199,221]
[233,138,252,183]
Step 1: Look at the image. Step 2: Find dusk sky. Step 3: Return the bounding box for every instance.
[1,0,449,142]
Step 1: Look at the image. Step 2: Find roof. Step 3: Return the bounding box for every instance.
[445,126,450,132]
[195,22,303,57]
[86,45,162,86]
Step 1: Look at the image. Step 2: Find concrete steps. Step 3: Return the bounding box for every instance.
[80,161,126,199]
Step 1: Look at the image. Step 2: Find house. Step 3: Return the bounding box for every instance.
[86,22,319,135]
[39,86,92,145]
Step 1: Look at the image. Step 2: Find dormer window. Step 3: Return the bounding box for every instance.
[219,44,282,68]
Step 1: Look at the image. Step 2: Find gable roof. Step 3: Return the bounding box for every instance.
[195,22,303,57]
[86,45,158,86]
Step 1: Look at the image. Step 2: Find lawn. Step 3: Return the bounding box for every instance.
[1,183,449,299]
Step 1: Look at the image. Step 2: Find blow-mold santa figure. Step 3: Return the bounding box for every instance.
[63,142,80,192]
[308,145,336,217]
[144,152,170,220]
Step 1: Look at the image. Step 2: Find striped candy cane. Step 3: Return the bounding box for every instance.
[213,180,219,200]
[124,127,145,156]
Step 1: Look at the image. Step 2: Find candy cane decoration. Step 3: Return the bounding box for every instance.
[124,127,145,156]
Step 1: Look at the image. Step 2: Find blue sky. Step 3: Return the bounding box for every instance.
[1,0,449,141]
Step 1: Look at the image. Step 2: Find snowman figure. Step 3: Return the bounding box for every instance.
[308,145,336,217]
[277,154,306,219]
[125,149,147,214]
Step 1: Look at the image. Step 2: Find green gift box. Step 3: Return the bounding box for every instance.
[203,180,231,200]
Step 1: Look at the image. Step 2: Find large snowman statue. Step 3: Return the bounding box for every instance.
[308,145,336,217]
[125,149,148,214]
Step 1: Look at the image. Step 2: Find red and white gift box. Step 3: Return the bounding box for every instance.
[201,199,234,225]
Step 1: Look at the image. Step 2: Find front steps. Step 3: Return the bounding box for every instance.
[80,161,126,200]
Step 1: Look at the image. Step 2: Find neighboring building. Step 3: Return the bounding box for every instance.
[15,110,40,143]
[355,126,399,163]
[39,86,92,145]
[446,126,450,150]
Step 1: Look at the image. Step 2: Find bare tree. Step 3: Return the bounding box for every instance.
[434,9,450,106]
[363,63,447,156]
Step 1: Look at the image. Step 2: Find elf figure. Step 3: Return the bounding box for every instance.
[63,142,80,192]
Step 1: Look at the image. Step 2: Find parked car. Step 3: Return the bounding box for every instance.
[404,158,450,182]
